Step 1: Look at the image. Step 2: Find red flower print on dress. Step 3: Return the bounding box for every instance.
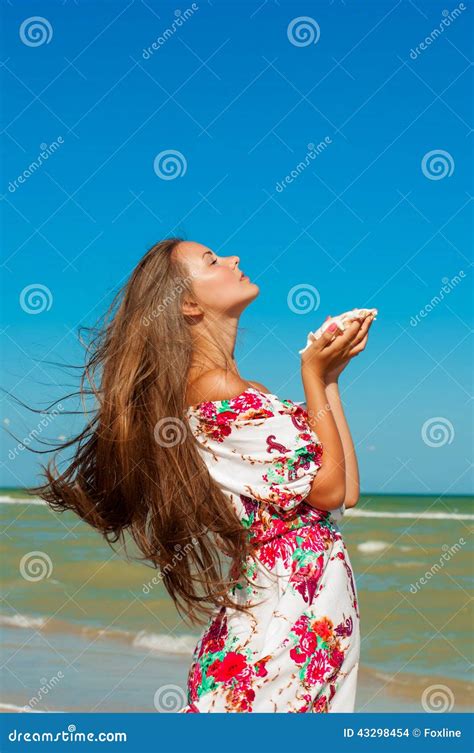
[254,655,271,677]
[180,387,359,713]
[208,652,247,682]
[311,617,334,643]
[329,648,345,670]
[259,535,295,569]
[313,694,329,713]
[290,554,325,604]
[216,411,238,424]
[305,649,333,685]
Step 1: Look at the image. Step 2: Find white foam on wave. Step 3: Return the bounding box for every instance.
[0,611,198,657]
[0,495,44,505]
[132,630,197,656]
[357,540,390,554]
[0,614,47,629]
[346,509,474,521]
[0,702,46,713]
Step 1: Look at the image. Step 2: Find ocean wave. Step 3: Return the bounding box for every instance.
[357,541,390,554]
[0,495,44,505]
[1,495,471,521]
[133,630,197,655]
[346,509,474,521]
[0,702,46,713]
[0,611,197,656]
[0,614,47,629]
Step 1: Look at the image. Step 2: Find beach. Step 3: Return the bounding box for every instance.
[1,491,472,713]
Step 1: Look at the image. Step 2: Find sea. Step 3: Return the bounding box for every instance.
[1,489,472,713]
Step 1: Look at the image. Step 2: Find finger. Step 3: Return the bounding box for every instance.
[350,316,373,345]
[325,318,362,350]
[320,320,343,347]
[348,334,369,355]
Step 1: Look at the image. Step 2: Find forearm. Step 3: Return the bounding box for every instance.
[325,380,360,507]
[301,367,346,509]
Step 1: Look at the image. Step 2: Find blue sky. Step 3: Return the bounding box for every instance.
[1,0,472,494]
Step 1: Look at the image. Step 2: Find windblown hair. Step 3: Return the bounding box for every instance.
[30,238,256,626]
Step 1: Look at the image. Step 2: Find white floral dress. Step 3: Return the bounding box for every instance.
[179,387,360,713]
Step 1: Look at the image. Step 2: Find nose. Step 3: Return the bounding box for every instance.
[231,255,240,267]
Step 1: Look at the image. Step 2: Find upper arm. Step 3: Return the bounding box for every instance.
[305,467,346,510]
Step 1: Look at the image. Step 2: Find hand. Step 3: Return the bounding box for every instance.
[301,315,374,381]
[324,314,375,383]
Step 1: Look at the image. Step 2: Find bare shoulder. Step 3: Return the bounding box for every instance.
[186,369,251,407]
[246,380,271,393]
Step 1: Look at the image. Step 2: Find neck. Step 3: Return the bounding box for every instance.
[190,314,240,373]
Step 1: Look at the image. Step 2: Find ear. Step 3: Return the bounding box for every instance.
[181,297,203,317]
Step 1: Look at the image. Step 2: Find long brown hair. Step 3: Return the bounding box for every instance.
[30,238,257,626]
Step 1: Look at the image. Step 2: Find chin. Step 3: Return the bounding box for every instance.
[245,281,260,302]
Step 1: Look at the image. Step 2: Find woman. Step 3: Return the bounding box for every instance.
[34,237,375,713]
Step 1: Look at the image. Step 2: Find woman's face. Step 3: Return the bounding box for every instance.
[175,241,260,317]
